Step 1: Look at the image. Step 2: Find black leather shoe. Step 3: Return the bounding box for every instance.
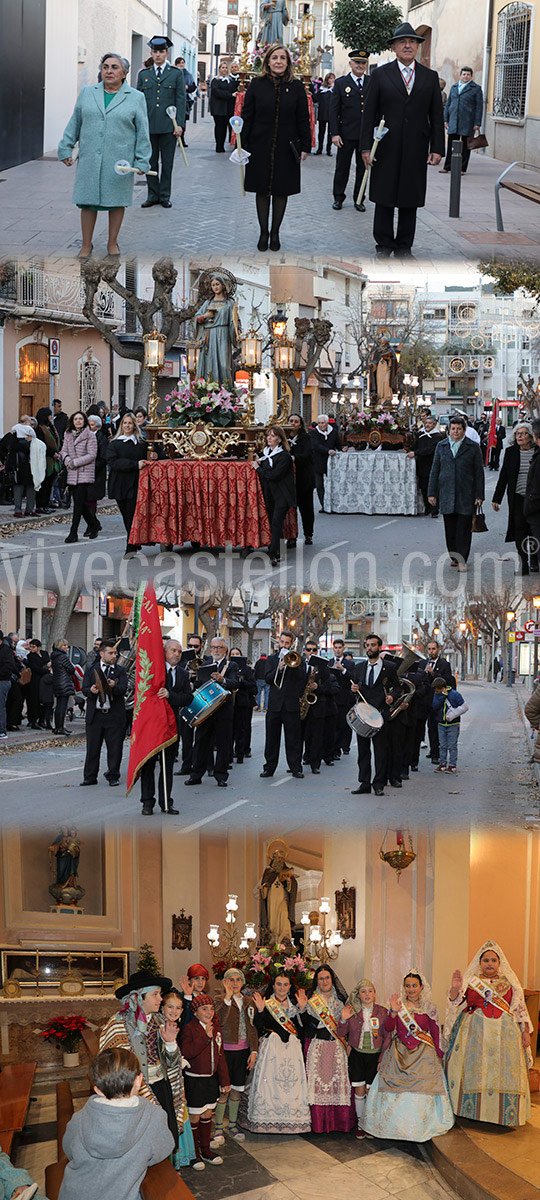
[163,804,180,813]
[411,765,418,771]
[141,803,154,815]
[389,778,403,787]
[332,200,343,209]
[109,780,120,787]
[161,200,172,208]
[80,780,97,786]
[291,771,304,779]
[374,787,385,796]
[175,767,192,775]
[257,232,269,251]
[311,767,321,774]
[184,777,202,785]
[260,770,273,777]
[352,785,370,794]
[65,533,78,544]
[216,780,228,788]
[354,202,366,212]
[141,199,159,207]
[375,248,392,258]
[305,536,313,545]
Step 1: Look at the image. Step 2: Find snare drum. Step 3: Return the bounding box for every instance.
[346,701,384,738]
[182,681,228,727]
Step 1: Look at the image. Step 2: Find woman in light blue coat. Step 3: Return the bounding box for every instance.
[58,52,151,257]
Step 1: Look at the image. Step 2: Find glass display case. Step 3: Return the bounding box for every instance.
[0,947,130,997]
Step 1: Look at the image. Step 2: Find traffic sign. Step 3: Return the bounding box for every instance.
[524,620,536,633]
[508,633,515,642]
[49,337,60,375]
[515,631,525,641]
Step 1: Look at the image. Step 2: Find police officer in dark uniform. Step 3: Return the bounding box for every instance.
[137,35,186,208]
[329,49,370,213]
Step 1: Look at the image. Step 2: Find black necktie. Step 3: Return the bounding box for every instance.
[157,66,162,80]
[368,666,374,688]
[167,668,173,690]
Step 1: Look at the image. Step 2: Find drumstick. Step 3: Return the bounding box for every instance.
[356,117,387,208]
[114,160,158,175]
[166,106,189,166]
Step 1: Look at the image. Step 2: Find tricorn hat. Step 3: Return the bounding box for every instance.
[389,22,425,43]
[348,49,369,61]
[148,35,173,49]
[115,969,172,1000]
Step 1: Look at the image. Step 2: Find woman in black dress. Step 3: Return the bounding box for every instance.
[107,412,148,555]
[253,426,296,566]
[242,45,311,251]
[288,413,314,546]
[492,421,538,574]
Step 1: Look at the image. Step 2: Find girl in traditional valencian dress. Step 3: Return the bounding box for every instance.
[241,973,311,1134]
[444,940,532,1127]
[337,978,388,1139]
[362,969,454,1141]
[298,965,355,1132]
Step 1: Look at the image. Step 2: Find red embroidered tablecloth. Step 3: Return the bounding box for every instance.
[130,460,297,548]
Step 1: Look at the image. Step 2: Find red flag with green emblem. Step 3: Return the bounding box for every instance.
[126,583,177,794]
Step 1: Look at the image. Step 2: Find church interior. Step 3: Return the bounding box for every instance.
[0,824,539,1200]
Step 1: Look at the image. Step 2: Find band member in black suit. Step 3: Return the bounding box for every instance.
[253,426,296,567]
[309,415,342,512]
[81,639,128,787]
[328,638,354,758]
[408,415,445,515]
[260,632,307,778]
[346,635,399,795]
[330,49,370,212]
[176,634,212,777]
[141,640,192,815]
[289,414,315,545]
[185,638,239,788]
[360,23,445,257]
[230,648,258,763]
[418,640,453,766]
[301,641,335,773]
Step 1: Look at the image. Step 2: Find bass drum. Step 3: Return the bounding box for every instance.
[346,701,384,738]
[182,680,228,727]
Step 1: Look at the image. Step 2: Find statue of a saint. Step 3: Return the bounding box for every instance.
[48,827,85,906]
[258,841,297,945]
[194,270,239,388]
[368,338,399,405]
[259,0,289,45]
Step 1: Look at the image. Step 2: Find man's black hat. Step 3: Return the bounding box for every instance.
[148,35,173,50]
[116,969,173,999]
[389,22,425,42]
[349,49,369,61]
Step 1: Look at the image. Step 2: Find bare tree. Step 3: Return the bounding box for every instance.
[223,586,285,659]
[82,258,197,407]
[263,314,333,411]
[46,583,81,652]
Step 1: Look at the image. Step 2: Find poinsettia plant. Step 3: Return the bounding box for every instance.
[165,379,248,428]
[40,1015,87,1053]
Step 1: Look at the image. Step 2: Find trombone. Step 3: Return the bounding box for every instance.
[274,639,302,687]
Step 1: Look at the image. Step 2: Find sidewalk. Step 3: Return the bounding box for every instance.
[0,498,115,537]
[1,113,539,266]
[0,718,86,755]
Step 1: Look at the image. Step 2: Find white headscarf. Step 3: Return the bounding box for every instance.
[12,423,36,439]
[443,939,533,1047]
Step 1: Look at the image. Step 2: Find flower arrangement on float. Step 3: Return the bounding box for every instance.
[212,943,315,989]
[248,43,303,72]
[164,379,249,428]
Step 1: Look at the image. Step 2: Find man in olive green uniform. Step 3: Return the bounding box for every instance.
[137,35,186,208]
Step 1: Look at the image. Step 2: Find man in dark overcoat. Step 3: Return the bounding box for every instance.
[329,49,371,212]
[137,35,186,208]
[428,414,485,568]
[360,22,445,256]
[442,67,483,174]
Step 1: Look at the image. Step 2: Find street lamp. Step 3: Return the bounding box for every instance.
[459,621,467,680]
[301,592,311,643]
[270,311,296,424]
[506,609,516,689]
[208,10,219,80]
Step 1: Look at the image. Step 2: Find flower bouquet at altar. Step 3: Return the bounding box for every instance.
[345,408,410,450]
[40,1014,87,1067]
[165,379,249,428]
[240,943,315,989]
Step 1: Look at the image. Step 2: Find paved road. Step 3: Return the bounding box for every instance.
[0,682,536,832]
[1,114,539,265]
[0,471,525,596]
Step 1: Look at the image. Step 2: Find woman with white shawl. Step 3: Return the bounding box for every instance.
[362,969,454,1141]
[444,940,532,1127]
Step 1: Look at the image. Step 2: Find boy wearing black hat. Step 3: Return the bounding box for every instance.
[360,23,444,256]
[137,36,186,208]
[330,50,371,212]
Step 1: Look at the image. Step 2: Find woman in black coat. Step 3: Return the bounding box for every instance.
[492,422,538,574]
[289,413,314,545]
[51,640,76,735]
[25,639,51,728]
[5,419,36,516]
[253,426,296,566]
[242,45,311,251]
[107,412,148,555]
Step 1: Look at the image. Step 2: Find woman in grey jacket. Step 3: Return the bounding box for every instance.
[61,412,98,544]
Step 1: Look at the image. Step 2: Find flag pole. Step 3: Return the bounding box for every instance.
[162,746,169,810]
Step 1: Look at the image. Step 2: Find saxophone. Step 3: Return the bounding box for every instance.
[300,667,319,720]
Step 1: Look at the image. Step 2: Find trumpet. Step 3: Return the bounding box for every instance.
[274,641,302,687]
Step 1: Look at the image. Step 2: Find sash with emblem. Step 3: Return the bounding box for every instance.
[265,996,298,1036]
[469,975,513,1015]
[307,991,348,1049]
[397,1003,436,1050]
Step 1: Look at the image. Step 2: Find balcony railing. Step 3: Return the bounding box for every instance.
[0,265,119,323]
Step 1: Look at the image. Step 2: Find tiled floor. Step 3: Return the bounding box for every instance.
[465,1088,540,1190]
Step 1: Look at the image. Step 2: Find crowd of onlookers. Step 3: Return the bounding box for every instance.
[0,629,100,740]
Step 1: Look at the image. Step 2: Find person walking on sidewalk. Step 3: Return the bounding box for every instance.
[428,414,485,570]
[61,411,99,544]
[441,68,483,175]
[51,640,77,736]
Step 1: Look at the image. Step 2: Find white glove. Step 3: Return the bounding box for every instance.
[229,148,250,165]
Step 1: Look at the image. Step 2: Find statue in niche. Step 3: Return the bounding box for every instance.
[48,826,85,906]
[258,838,297,946]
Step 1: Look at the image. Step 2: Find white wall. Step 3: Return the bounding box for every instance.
[43,0,79,153]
